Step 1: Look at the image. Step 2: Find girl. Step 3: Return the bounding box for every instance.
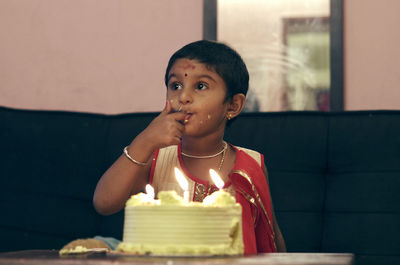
[93,40,286,254]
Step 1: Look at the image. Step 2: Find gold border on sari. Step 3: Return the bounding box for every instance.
[232,169,276,245]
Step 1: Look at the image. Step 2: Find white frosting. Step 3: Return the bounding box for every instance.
[117,190,244,255]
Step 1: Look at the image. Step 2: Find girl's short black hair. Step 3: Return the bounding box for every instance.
[164,40,249,100]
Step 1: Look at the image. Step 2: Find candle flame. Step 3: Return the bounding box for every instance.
[174,167,188,191]
[209,169,224,189]
[145,184,154,199]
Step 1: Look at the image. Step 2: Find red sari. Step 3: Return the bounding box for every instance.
[229,147,277,254]
[149,144,277,254]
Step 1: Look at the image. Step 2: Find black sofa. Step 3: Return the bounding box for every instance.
[1,106,399,265]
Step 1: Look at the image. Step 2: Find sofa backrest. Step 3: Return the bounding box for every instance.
[1,106,399,265]
[1,108,108,250]
[225,111,400,265]
[324,113,400,265]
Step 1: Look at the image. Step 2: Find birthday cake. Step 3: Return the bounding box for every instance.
[116,190,244,256]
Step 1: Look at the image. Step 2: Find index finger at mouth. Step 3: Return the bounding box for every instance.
[172,111,187,121]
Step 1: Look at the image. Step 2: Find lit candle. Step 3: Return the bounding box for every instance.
[209,169,224,189]
[174,167,189,202]
[145,184,155,201]
[203,169,227,205]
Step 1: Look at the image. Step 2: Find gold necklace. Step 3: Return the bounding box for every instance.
[181,142,227,159]
[218,145,227,172]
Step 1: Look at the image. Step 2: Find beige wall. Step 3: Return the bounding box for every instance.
[0,0,202,113]
[1,0,399,113]
[343,0,400,110]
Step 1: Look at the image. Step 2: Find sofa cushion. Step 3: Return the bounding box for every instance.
[0,191,99,251]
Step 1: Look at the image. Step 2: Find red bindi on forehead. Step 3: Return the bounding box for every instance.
[178,61,196,77]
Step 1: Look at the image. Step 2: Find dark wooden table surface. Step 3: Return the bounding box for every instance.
[0,250,354,265]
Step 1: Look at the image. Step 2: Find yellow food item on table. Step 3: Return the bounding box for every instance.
[59,238,110,255]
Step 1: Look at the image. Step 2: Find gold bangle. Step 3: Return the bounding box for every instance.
[123,146,147,166]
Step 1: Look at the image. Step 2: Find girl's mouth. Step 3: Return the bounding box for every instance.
[184,113,192,124]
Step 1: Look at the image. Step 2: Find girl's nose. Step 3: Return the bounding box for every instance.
[179,88,193,104]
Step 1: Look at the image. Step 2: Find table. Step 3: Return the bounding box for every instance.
[0,250,354,265]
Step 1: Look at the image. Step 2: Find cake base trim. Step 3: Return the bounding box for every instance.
[115,242,242,256]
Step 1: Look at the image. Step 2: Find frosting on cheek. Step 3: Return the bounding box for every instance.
[196,114,212,126]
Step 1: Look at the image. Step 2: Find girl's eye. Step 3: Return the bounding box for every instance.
[169,82,183,90]
[196,82,208,90]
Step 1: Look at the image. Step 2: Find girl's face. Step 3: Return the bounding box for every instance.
[166,58,230,137]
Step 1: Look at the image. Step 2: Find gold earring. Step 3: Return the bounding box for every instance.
[227,114,232,120]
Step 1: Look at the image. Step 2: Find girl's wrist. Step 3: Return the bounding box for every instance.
[123,146,148,166]
[128,134,157,163]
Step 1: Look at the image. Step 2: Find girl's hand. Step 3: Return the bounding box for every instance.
[139,100,186,150]
[93,100,186,215]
